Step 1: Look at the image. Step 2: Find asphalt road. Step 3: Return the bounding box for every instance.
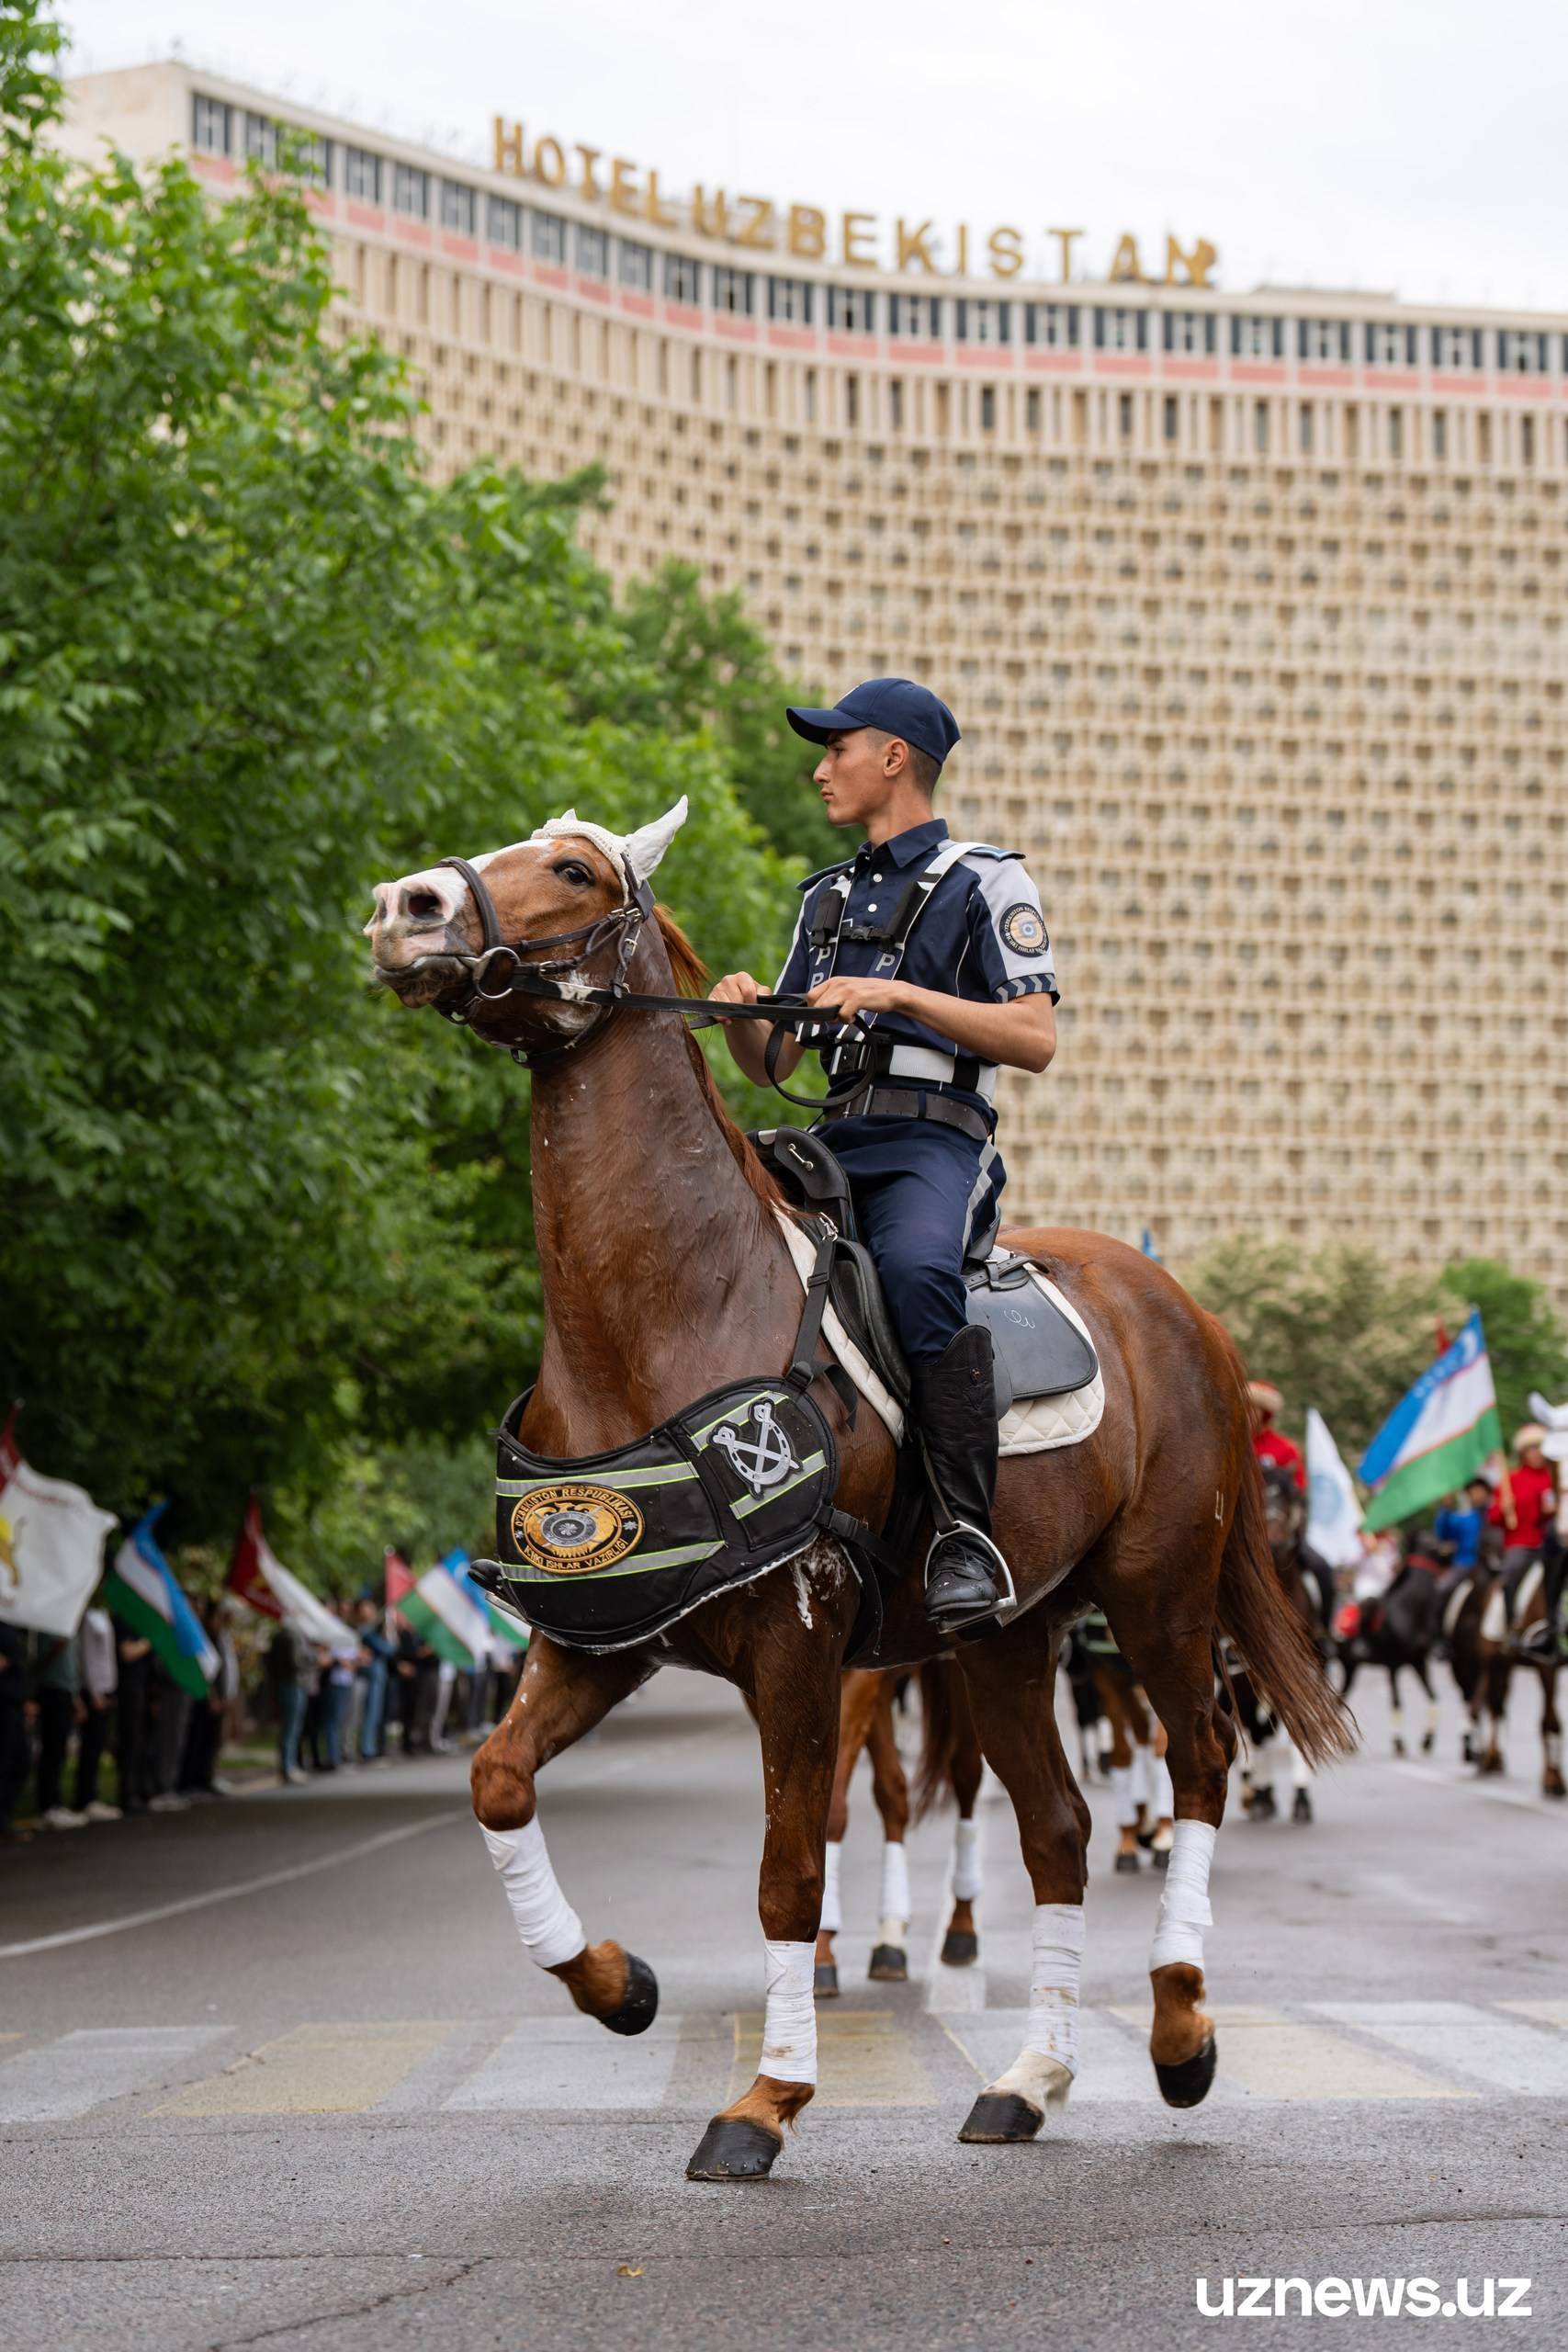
[3,1663,1567,2351]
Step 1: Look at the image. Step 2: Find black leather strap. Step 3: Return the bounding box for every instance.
[828,1086,993,1143]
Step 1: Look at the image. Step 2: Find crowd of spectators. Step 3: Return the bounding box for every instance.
[0,1594,525,1845]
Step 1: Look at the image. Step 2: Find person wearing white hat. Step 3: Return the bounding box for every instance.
[1493,1424,1559,1653]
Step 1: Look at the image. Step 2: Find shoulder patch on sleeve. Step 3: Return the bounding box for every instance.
[998,901,1049,956]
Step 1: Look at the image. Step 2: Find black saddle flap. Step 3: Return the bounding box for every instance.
[964,1255,1099,1402]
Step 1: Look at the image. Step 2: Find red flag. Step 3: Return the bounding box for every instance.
[384,1546,414,1612]
[228,1498,284,1621]
[1434,1318,1451,1359]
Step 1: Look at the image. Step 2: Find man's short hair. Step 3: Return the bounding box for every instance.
[867,729,941,797]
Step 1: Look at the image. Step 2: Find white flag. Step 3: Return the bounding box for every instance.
[1305,1407,1363,1570]
[0,1456,118,1638]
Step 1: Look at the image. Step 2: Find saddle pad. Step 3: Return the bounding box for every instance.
[1481,1558,1541,1645]
[773,1213,1104,1457]
[1442,1573,1476,1645]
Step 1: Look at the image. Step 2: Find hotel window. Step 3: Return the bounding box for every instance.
[1299,404,1314,453]
[344,147,381,203]
[1164,395,1179,442]
[1027,387,1043,432]
[954,299,1010,345]
[1298,320,1350,363]
[617,238,653,289]
[1231,315,1283,358]
[888,293,943,339]
[768,276,813,324]
[713,266,754,315]
[192,96,231,154]
[1163,312,1216,356]
[486,195,522,249]
[292,135,332,187]
[663,252,702,305]
[1432,410,1448,458]
[1500,330,1549,374]
[440,182,476,235]
[392,164,429,219]
[980,386,997,429]
[1388,408,1404,458]
[531,210,566,262]
[1432,325,1483,370]
[828,285,876,333]
[1093,308,1146,352]
[1365,322,1417,367]
[575,226,609,277]
[242,113,277,166]
[1024,302,1077,349]
[888,378,904,427]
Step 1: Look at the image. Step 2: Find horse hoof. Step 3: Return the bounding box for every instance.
[957,2091,1043,2143]
[1249,1790,1277,1820]
[868,1944,908,1983]
[1292,1791,1314,1824]
[1150,1844,1171,1871]
[685,2118,783,2183]
[942,1929,980,1966]
[602,1951,659,2037]
[1421,1733,1436,1755]
[1155,2033,1217,2109]
[1113,1849,1141,1874]
[813,1962,840,1999]
[1392,1738,1405,1758]
[1544,1778,1567,1802]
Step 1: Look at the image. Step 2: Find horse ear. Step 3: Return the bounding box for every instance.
[623,797,688,887]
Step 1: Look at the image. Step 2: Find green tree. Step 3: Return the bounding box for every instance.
[1438,1258,1568,1445]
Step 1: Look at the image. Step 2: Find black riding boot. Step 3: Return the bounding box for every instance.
[910,1325,1007,1634]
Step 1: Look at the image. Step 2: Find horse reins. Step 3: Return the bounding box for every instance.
[433,854,864,1085]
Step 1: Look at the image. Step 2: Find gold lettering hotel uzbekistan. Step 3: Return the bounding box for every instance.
[63,65,1568,1305]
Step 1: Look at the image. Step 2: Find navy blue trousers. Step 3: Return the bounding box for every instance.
[818,1114,1001,1364]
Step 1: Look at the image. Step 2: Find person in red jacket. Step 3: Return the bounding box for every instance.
[1494,1424,1559,1650]
[1248,1380,1305,1492]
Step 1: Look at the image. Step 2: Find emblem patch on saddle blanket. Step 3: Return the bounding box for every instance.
[511,1482,645,1576]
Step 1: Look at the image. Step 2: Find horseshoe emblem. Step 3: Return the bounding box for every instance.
[712,1400,800,1498]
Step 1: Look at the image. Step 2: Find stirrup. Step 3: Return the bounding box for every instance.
[924,1525,1015,1632]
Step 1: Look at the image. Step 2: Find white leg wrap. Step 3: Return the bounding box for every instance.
[1390,1703,1404,1740]
[1130,1743,1151,1808]
[819,1838,842,1936]
[987,1902,1084,2109]
[1426,1701,1440,1732]
[1148,1753,1174,1820]
[878,1839,910,1941]
[952,1816,983,1903]
[1149,1819,1216,1974]
[1110,1763,1138,1827]
[1289,1742,1312,1792]
[480,1815,586,1971]
[760,1939,818,2084]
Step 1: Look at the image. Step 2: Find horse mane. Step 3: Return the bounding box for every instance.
[654,904,786,1217]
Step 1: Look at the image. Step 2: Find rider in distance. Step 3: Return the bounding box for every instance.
[711,678,1056,1635]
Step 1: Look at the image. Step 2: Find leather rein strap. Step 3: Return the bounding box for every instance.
[434,853,866,1086]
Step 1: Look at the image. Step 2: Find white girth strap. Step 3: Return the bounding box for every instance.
[1149,1818,1216,1973]
[761,1939,818,2084]
[480,1816,586,1970]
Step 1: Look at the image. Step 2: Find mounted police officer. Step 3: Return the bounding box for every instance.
[710,678,1056,1634]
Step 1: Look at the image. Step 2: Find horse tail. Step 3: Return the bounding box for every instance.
[1213,1348,1357,1770]
[913,1659,959,1823]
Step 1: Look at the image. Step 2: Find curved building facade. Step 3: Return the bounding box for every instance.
[65,63,1568,1299]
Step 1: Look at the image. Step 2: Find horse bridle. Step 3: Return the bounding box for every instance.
[433,853,864,1087]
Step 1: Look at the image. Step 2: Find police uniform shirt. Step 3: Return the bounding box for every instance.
[774,817,1058,1112]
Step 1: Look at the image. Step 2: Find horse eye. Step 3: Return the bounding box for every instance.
[553,860,592,888]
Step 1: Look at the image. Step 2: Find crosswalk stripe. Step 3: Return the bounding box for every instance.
[1201,2008,1468,2102]
[446,2013,685,2112]
[1500,2000,1568,2030]
[1312,2001,1568,2097]
[728,2007,935,2108]
[157,2020,456,2116]
[0,2026,229,2122]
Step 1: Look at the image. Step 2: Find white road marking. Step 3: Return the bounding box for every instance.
[1312,2000,1568,2096]
[0,2027,229,2122]
[446,2014,684,2112]
[1390,1760,1562,1814]
[921,1907,987,2013]
[950,2006,1159,2101]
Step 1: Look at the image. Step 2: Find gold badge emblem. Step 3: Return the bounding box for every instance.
[511,1483,643,1576]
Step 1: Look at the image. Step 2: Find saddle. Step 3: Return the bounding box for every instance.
[749,1127,1099,1419]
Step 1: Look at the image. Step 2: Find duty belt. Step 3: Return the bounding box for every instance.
[823,1084,993,1144]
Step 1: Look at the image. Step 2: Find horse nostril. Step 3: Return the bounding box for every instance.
[404,888,445,922]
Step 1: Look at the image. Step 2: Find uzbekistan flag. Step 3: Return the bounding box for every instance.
[102,1505,220,1698]
[450,1547,529,1657]
[398,1549,492,1669]
[1359,1313,1503,1532]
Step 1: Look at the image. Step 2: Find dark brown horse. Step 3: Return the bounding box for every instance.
[365,808,1350,2180]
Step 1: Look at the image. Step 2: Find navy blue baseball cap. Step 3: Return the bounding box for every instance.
[785,676,961,771]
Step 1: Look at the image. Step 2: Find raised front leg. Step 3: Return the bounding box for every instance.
[687,1546,854,2184]
[470,1636,657,2031]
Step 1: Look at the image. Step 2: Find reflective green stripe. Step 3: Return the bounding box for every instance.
[730,1453,827,1520]
[502,1540,722,1582]
[494,1463,699,1498]
[690,1392,779,1444]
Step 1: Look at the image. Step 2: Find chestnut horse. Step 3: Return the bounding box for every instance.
[365,808,1350,2181]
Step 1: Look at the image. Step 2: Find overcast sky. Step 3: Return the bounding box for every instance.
[61,0,1567,312]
